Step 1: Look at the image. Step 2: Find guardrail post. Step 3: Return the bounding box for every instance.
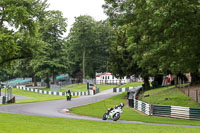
[2,96,6,104]
[150,104,153,115]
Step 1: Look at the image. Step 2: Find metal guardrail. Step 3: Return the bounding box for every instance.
[113,86,142,93]
[132,99,200,120]
[134,99,151,115]
[16,86,98,96]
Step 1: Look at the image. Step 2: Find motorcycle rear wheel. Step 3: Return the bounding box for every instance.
[113,113,120,121]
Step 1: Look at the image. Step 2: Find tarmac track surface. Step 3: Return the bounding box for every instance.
[0,89,200,128]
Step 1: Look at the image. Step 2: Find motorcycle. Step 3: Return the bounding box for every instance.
[102,103,124,121]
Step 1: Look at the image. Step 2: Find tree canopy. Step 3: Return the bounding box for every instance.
[104,0,200,86]
[67,15,114,79]
[0,0,48,66]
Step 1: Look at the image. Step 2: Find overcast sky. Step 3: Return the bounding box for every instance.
[47,0,108,36]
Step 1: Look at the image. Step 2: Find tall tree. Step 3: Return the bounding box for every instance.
[0,0,48,66]
[67,16,114,80]
[32,10,68,88]
[68,15,96,80]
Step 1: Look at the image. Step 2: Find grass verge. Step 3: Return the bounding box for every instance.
[12,88,65,104]
[0,113,199,133]
[38,84,117,92]
[69,93,200,126]
[118,82,143,88]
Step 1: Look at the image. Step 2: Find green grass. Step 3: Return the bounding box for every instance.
[11,88,65,104]
[142,86,175,95]
[0,113,199,133]
[140,86,200,108]
[61,84,87,92]
[38,82,143,93]
[118,82,143,88]
[96,84,117,91]
[38,84,117,92]
[69,93,200,126]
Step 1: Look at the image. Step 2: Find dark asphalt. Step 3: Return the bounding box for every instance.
[0,88,200,128]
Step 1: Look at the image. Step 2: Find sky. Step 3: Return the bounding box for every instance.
[47,0,108,36]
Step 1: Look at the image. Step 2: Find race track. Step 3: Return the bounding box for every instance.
[0,88,200,128]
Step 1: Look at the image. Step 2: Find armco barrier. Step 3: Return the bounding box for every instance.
[190,108,200,120]
[16,86,93,96]
[0,96,6,104]
[134,99,151,115]
[0,96,3,104]
[113,86,142,93]
[133,99,200,120]
[152,105,171,117]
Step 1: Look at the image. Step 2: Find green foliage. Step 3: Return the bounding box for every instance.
[103,0,200,84]
[67,16,114,79]
[0,0,48,66]
[31,10,68,86]
[108,26,141,78]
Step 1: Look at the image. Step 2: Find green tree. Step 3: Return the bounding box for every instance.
[104,0,200,86]
[0,0,48,66]
[68,15,96,80]
[32,10,68,88]
[67,16,114,80]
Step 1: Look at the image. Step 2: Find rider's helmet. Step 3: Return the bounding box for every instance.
[120,103,124,108]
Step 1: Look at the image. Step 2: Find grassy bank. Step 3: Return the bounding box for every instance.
[69,93,200,126]
[0,113,199,133]
[140,86,200,108]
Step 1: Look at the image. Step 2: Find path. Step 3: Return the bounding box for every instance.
[0,88,200,128]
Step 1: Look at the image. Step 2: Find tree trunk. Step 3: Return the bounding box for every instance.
[32,75,37,86]
[53,72,57,85]
[82,47,86,81]
[143,76,150,90]
[46,73,50,88]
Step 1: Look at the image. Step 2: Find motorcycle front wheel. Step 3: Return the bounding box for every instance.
[113,113,120,121]
[102,113,107,120]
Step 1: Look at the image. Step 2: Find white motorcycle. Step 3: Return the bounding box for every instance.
[102,103,124,121]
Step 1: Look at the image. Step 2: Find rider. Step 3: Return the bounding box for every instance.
[66,90,72,101]
[107,103,124,114]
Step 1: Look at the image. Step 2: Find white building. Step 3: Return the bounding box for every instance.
[95,72,141,85]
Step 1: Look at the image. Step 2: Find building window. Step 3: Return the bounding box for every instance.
[112,76,114,79]
[108,76,109,79]
[103,76,104,79]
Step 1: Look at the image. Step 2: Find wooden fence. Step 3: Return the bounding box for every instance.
[182,88,200,103]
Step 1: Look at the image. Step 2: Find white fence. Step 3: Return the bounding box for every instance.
[16,85,94,96]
